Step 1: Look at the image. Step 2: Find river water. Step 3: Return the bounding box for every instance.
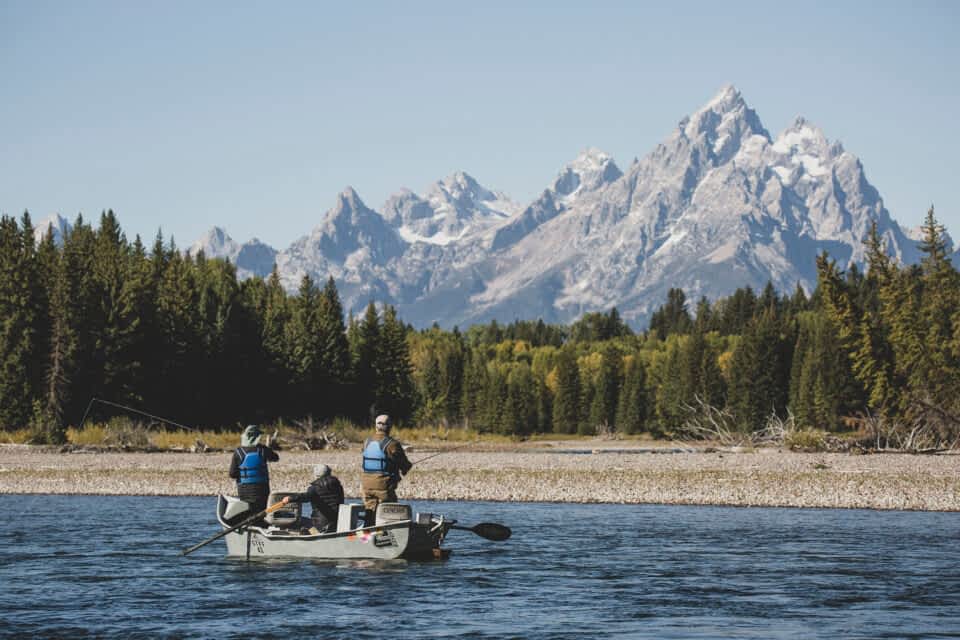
[1,495,958,638]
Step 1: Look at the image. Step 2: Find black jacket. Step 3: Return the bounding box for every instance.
[293,475,345,529]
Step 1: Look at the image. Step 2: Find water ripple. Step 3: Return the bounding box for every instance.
[1,497,959,638]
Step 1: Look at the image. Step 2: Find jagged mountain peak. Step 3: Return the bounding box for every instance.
[436,170,483,194]
[552,147,622,199]
[335,186,366,210]
[33,212,72,246]
[704,83,742,110]
[428,170,505,210]
[187,226,276,280]
[189,226,237,257]
[678,85,770,156]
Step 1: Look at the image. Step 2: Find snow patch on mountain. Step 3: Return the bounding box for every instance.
[384,172,520,246]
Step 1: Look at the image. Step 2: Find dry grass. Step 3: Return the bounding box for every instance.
[0,428,33,444]
[16,420,520,450]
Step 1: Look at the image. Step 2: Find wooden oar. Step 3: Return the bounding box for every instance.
[181,497,290,556]
[450,522,511,541]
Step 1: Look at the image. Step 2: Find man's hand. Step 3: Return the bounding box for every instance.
[266,429,279,447]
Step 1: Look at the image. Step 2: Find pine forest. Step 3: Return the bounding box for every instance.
[2,208,959,451]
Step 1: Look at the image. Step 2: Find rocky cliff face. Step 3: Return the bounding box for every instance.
[192,85,924,328]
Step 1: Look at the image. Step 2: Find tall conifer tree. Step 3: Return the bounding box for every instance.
[552,349,581,434]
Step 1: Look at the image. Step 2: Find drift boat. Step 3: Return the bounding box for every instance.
[213,493,454,560]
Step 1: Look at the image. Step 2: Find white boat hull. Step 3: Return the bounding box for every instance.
[216,495,449,560]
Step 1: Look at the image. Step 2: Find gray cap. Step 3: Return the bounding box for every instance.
[313,464,331,478]
[375,414,391,432]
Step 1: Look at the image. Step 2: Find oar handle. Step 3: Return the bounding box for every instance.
[181,496,289,556]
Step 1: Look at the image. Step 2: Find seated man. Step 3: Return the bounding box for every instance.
[290,464,344,533]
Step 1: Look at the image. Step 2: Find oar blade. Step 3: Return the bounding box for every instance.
[472,522,511,541]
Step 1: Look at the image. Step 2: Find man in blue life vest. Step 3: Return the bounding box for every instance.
[228,425,280,514]
[360,414,412,527]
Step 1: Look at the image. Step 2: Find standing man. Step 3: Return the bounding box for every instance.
[228,425,280,514]
[360,414,412,527]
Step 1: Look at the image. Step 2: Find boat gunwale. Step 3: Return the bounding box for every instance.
[215,494,445,543]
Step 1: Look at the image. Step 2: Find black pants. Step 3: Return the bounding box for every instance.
[311,514,335,533]
[237,484,269,514]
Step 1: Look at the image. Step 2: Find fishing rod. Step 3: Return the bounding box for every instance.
[79,397,201,432]
[411,440,482,466]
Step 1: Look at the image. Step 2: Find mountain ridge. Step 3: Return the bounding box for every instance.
[188,86,929,328]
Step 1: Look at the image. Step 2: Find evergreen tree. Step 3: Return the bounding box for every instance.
[727,308,792,432]
[317,277,351,417]
[691,330,726,409]
[916,206,960,411]
[350,302,380,421]
[376,305,415,422]
[789,312,859,430]
[616,353,648,434]
[588,343,622,432]
[40,240,75,442]
[260,266,291,419]
[788,283,810,315]
[649,288,693,338]
[0,216,36,428]
[534,375,553,433]
[503,363,537,435]
[578,373,595,435]
[286,275,323,417]
[694,296,714,333]
[758,281,780,315]
[480,363,508,433]
[654,336,688,433]
[551,349,581,434]
[460,348,488,429]
[154,245,201,422]
[56,216,99,423]
[717,286,757,334]
[90,210,141,408]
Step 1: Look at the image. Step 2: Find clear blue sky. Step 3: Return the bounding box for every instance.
[2,0,958,249]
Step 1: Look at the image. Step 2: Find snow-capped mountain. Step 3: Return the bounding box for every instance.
[33,213,72,246]
[384,171,520,246]
[275,187,406,299]
[193,85,927,329]
[189,227,238,260]
[189,226,277,280]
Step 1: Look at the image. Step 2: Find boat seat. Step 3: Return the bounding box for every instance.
[265,492,302,528]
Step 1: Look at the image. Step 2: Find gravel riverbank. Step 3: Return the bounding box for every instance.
[1,443,958,511]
